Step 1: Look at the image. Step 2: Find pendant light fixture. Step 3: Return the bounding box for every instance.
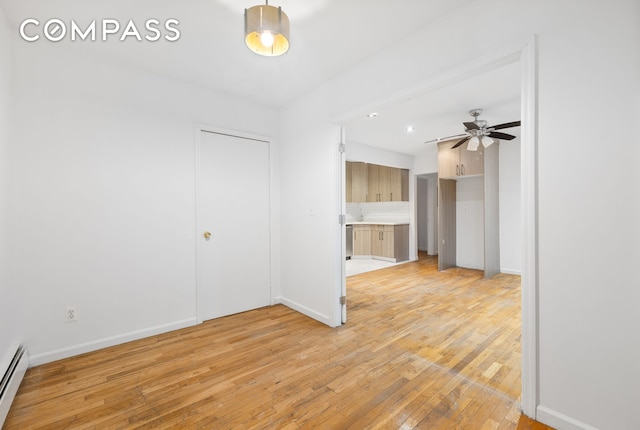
[244,1,290,56]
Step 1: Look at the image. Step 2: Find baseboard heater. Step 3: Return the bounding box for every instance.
[0,344,28,426]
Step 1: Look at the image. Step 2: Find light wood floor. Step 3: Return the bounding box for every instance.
[5,254,553,429]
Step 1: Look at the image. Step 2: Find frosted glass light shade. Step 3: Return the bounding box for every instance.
[482,136,495,148]
[245,4,290,56]
[467,136,480,151]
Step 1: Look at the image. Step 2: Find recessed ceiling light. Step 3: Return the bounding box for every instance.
[406,126,415,133]
[367,113,378,118]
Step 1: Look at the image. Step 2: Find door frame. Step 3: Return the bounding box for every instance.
[194,123,275,324]
[335,37,539,417]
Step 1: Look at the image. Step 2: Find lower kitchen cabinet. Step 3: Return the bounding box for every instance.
[353,225,371,256]
[351,224,409,262]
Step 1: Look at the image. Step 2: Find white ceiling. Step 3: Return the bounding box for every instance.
[343,61,522,156]
[0,0,521,156]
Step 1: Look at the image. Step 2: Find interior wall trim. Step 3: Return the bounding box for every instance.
[537,406,601,430]
[275,297,333,327]
[520,35,539,419]
[28,318,197,367]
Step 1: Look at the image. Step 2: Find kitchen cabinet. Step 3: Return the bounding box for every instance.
[437,140,499,279]
[350,224,409,262]
[437,140,484,178]
[353,224,371,256]
[371,225,395,258]
[346,161,368,203]
[367,164,409,202]
[346,161,408,203]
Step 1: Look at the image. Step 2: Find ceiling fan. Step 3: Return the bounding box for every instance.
[425,109,520,151]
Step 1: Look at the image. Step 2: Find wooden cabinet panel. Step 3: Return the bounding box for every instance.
[438,142,459,178]
[401,169,409,201]
[367,164,379,202]
[347,162,368,203]
[367,164,409,202]
[378,165,392,201]
[389,168,402,201]
[438,178,457,271]
[370,225,383,256]
[459,143,484,176]
[346,161,352,202]
[353,224,409,262]
[438,140,484,178]
[393,224,409,262]
[347,162,409,202]
[353,225,371,255]
[380,225,395,259]
[352,162,368,203]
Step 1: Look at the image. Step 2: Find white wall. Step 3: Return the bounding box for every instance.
[6,41,279,364]
[414,145,438,176]
[279,0,640,428]
[499,139,521,274]
[456,177,484,270]
[345,141,414,169]
[0,5,19,367]
[278,89,342,326]
[534,1,640,428]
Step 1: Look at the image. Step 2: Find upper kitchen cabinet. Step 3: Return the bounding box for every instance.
[346,161,407,203]
[438,140,484,178]
[367,164,386,202]
[365,163,409,202]
[348,161,368,203]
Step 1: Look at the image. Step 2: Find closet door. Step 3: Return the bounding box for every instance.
[438,179,457,271]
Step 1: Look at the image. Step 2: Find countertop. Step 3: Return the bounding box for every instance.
[346,221,409,226]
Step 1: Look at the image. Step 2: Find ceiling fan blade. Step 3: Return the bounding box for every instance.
[424,133,468,144]
[490,120,521,130]
[488,131,516,140]
[451,136,471,149]
[463,121,480,130]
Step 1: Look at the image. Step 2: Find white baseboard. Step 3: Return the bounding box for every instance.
[274,297,333,327]
[500,268,522,275]
[537,406,601,430]
[29,318,197,367]
[0,345,28,426]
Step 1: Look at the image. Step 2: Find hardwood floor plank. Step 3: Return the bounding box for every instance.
[4,253,554,429]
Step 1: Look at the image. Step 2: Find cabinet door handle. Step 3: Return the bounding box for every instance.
[390,192,393,201]
[456,164,460,176]
[461,164,465,175]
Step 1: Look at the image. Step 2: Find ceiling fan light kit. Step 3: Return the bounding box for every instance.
[482,136,495,148]
[245,1,290,56]
[468,136,480,151]
[425,109,521,150]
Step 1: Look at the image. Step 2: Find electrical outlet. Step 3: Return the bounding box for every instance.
[65,306,77,322]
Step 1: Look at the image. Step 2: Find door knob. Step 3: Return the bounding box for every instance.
[203,231,212,240]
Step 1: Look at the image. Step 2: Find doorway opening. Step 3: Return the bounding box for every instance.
[337,41,538,417]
